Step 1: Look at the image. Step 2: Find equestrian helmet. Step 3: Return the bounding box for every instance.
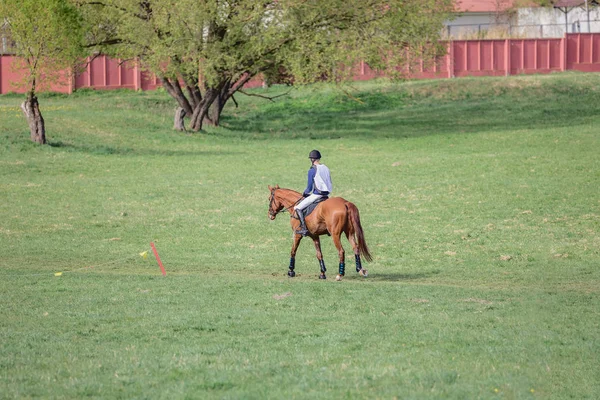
[308,150,322,160]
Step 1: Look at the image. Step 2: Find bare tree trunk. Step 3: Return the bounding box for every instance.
[189,87,220,131]
[208,102,221,127]
[174,107,186,131]
[208,80,231,127]
[162,77,194,116]
[20,92,46,144]
[206,74,253,128]
[207,96,222,127]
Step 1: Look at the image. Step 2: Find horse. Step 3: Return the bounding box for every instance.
[268,185,372,280]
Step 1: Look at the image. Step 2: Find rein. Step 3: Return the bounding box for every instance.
[269,189,303,218]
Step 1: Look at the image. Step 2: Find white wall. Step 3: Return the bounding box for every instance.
[517,7,600,37]
[445,6,600,38]
[445,13,499,38]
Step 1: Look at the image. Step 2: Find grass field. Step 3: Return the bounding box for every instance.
[1,73,599,399]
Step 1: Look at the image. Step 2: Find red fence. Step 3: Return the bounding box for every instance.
[353,33,600,80]
[0,55,161,94]
[1,34,599,95]
[74,55,161,91]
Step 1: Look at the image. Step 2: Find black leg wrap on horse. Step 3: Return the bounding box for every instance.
[339,262,345,276]
[319,259,326,273]
[355,254,362,272]
[288,258,296,277]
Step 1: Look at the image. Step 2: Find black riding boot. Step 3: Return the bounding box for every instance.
[295,209,309,236]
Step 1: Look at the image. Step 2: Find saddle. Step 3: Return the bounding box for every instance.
[299,196,328,218]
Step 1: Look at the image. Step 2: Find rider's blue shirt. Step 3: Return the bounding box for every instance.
[303,165,332,196]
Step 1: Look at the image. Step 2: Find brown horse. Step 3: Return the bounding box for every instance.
[268,185,372,280]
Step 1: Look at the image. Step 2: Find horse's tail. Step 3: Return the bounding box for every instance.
[346,202,373,262]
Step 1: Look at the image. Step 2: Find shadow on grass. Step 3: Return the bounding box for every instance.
[48,141,242,157]
[220,81,599,139]
[367,269,442,282]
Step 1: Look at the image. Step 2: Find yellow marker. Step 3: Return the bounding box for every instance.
[139,251,148,260]
[54,272,63,277]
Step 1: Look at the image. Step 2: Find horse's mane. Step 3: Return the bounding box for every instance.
[277,187,300,196]
[273,187,304,208]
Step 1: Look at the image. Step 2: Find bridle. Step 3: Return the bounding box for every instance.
[268,189,279,218]
[269,189,303,219]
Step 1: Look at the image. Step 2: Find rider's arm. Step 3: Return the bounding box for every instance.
[303,167,316,197]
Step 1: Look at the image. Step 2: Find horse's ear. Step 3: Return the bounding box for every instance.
[275,184,280,189]
[268,185,272,191]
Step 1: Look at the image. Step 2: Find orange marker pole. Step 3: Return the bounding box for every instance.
[150,242,166,276]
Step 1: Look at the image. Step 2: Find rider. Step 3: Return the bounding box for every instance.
[294,150,332,236]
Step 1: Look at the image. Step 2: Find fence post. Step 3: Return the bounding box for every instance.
[447,41,454,78]
[68,67,74,94]
[547,39,551,70]
[534,39,538,70]
[577,33,581,64]
[102,55,107,88]
[491,40,495,73]
[560,35,564,71]
[505,39,511,76]
[134,59,141,90]
[521,39,525,72]
[464,41,468,75]
[478,40,481,71]
[592,33,596,65]
[118,59,122,87]
[87,57,92,88]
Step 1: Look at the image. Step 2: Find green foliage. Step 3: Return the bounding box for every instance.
[1,73,599,398]
[75,0,455,130]
[0,0,84,92]
[79,0,453,83]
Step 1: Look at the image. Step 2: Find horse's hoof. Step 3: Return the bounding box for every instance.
[335,274,343,281]
[288,270,296,278]
[359,269,368,277]
[319,274,326,280]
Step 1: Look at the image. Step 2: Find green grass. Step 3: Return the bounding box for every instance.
[1,72,599,399]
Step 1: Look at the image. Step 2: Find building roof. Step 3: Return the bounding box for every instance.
[554,0,598,7]
[456,0,516,13]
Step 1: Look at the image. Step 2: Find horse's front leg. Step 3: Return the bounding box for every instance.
[312,237,327,279]
[288,233,302,277]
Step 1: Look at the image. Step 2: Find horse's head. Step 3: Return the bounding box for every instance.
[268,185,283,220]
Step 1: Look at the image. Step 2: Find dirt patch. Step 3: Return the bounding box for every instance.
[462,298,493,305]
[273,292,292,300]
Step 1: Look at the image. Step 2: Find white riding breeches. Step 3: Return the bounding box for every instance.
[295,194,324,212]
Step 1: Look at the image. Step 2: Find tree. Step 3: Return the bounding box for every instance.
[78,0,454,132]
[0,0,84,144]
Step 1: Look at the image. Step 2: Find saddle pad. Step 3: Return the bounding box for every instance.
[303,196,329,217]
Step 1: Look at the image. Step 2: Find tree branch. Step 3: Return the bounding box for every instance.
[237,88,294,102]
[74,1,150,20]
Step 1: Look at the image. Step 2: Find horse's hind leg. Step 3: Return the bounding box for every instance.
[288,234,302,277]
[332,233,346,281]
[312,237,327,279]
[345,231,368,277]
